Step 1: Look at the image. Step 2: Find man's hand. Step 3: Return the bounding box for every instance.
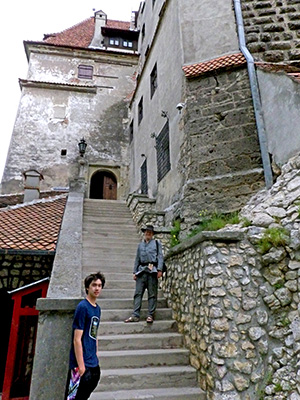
[157,271,163,279]
[78,365,86,377]
[133,274,137,281]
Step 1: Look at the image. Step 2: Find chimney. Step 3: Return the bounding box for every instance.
[89,10,107,48]
[23,170,44,203]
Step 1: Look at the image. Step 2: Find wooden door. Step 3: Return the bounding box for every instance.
[103,175,117,200]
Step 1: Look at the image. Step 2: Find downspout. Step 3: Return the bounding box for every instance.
[233,0,273,189]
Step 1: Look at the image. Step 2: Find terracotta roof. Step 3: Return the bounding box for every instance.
[255,62,300,83]
[0,190,69,209]
[183,53,247,78]
[0,196,67,252]
[44,17,131,48]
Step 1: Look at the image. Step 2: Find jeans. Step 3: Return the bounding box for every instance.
[133,272,158,318]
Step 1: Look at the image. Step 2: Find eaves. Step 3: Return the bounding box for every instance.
[24,41,139,67]
[19,79,97,94]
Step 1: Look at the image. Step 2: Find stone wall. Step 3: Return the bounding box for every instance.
[241,0,300,64]
[0,253,54,291]
[178,66,264,228]
[163,153,300,399]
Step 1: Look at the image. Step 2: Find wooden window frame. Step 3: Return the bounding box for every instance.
[78,65,93,79]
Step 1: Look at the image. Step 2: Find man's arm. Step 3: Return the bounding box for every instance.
[133,244,141,279]
[73,329,85,376]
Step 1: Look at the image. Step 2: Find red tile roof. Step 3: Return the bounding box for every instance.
[44,17,131,48]
[0,190,68,208]
[183,53,247,78]
[255,62,300,83]
[0,196,67,252]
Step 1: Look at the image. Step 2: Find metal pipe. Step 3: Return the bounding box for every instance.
[233,0,273,188]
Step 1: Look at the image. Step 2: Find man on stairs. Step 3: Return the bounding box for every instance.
[125,225,163,324]
[65,272,105,400]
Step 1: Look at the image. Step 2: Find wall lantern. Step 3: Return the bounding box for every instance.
[78,138,87,157]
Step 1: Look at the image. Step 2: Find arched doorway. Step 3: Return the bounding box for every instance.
[90,170,117,200]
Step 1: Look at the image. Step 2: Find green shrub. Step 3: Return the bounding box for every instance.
[257,227,289,254]
[170,219,181,247]
[188,211,240,238]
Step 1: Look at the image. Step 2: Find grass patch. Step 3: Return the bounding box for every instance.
[188,211,240,238]
[170,220,181,247]
[257,227,289,254]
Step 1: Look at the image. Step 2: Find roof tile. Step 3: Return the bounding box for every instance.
[44,17,131,48]
[183,53,247,78]
[0,196,67,252]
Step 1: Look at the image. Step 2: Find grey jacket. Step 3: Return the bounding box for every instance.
[133,239,164,275]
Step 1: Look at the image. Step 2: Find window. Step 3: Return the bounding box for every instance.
[152,0,156,6]
[123,40,133,48]
[150,63,158,98]
[138,97,143,125]
[109,38,120,46]
[129,120,134,143]
[141,159,148,194]
[78,65,93,79]
[156,122,171,182]
[142,24,145,40]
[61,149,67,156]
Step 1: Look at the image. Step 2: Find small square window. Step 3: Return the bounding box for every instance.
[78,65,93,79]
[61,149,67,156]
[128,42,133,48]
[123,41,128,47]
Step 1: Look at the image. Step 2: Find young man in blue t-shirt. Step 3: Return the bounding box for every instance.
[65,272,105,400]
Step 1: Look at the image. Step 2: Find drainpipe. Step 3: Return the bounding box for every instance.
[233,0,273,189]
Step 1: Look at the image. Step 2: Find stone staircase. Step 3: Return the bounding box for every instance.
[82,199,205,399]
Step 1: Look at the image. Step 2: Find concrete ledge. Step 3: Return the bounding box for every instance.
[165,230,244,259]
[37,297,83,311]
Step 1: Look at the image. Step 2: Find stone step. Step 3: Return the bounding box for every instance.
[101,280,137,289]
[99,348,190,369]
[99,288,164,299]
[100,308,172,322]
[99,332,183,351]
[96,366,199,392]
[90,387,205,400]
[98,320,178,335]
[98,298,167,310]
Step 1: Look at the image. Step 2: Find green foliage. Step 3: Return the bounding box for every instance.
[257,227,289,254]
[187,211,240,238]
[274,383,283,393]
[241,217,252,227]
[273,281,285,290]
[170,219,181,247]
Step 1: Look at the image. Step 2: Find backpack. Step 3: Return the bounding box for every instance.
[155,240,167,279]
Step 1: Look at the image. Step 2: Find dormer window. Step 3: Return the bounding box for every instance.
[109,38,120,46]
[123,40,133,48]
[78,65,93,79]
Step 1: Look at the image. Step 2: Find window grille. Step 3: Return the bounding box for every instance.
[156,122,171,182]
[129,120,134,143]
[150,63,158,98]
[138,97,143,125]
[141,159,148,194]
[78,65,93,79]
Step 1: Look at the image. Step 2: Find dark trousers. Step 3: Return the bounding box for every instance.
[133,272,158,318]
[65,365,100,400]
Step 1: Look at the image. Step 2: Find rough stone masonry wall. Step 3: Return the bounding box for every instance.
[179,66,264,228]
[0,253,54,291]
[163,153,300,399]
[242,0,300,64]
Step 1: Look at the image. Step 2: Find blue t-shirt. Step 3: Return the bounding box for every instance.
[69,298,101,369]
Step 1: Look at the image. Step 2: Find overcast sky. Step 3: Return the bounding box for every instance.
[0,0,141,186]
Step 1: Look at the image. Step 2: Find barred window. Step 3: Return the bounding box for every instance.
[141,159,148,194]
[150,63,157,98]
[156,122,171,182]
[129,120,134,143]
[138,97,143,125]
[78,65,93,79]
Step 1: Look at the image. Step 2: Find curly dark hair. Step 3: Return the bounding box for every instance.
[84,271,106,294]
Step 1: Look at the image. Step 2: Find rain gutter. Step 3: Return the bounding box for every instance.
[233,0,273,188]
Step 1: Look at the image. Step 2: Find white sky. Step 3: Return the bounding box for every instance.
[0,0,141,185]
